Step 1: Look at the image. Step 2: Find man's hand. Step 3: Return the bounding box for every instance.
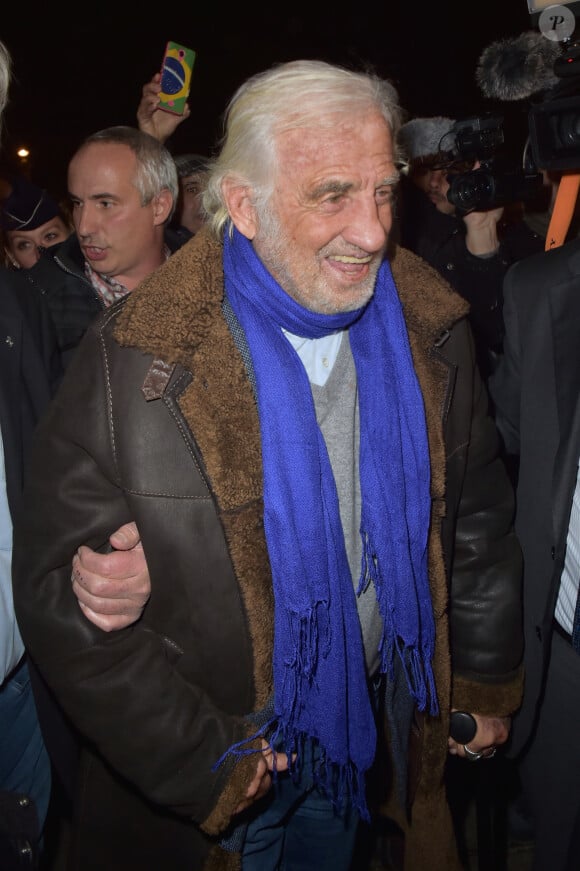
[463,206,504,256]
[136,73,191,144]
[71,522,151,632]
[234,739,294,814]
[448,711,511,760]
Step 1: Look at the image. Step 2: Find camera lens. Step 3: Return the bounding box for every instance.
[529,95,580,171]
[448,169,495,212]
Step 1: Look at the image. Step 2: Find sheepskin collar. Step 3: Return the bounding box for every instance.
[114,227,468,364]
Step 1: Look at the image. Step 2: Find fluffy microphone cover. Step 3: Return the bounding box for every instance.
[476,30,561,101]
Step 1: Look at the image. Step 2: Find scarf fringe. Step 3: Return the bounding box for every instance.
[363,532,439,716]
[285,603,331,682]
[211,717,277,772]
[279,604,332,738]
[215,722,371,823]
[274,726,371,822]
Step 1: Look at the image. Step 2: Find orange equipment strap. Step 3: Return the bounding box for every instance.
[545,173,580,251]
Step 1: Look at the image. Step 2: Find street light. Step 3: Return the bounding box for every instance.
[16,146,31,178]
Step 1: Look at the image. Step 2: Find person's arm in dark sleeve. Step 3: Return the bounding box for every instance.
[11,325,261,834]
[445,321,523,717]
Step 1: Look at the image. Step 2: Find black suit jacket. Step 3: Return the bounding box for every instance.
[0,270,61,519]
[490,237,580,755]
[0,270,63,858]
[0,271,79,797]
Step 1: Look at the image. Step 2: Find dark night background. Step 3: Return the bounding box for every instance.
[0,3,535,198]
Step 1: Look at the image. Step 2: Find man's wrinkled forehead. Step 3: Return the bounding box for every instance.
[274,112,395,167]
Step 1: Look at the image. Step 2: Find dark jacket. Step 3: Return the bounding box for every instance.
[0,270,61,868]
[489,236,580,757]
[0,271,61,518]
[397,177,544,380]
[12,230,523,871]
[21,230,186,369]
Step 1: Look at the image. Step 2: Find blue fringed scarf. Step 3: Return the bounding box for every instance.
[222,228,438,818]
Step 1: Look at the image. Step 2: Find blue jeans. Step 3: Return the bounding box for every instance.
[0,658,51,833]
[241,744,360,871]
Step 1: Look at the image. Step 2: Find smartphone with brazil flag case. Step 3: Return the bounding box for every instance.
[159,41,196,115]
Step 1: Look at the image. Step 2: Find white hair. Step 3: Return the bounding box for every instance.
[0,41,12,147]
[203,60,402,237]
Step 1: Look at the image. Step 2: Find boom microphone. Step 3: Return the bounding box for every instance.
[476,30,562,101]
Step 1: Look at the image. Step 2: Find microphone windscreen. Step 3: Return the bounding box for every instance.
[476,31,561,100]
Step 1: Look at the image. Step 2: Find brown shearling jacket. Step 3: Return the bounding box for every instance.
[12,228,523,870]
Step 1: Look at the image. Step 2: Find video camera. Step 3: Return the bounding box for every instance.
[444,22,580,213]
[442,116,543,213]
[528,41,580,170]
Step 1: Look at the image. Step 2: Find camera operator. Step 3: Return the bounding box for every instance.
[397,116,544,382]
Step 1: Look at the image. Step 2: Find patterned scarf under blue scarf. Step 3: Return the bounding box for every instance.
[221,227,438,819]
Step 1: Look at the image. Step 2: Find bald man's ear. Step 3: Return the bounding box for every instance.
[221,177,258,240]
[152,189,174,226]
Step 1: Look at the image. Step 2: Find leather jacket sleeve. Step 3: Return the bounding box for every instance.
[12,320,260,834]
[440,319,524,714]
